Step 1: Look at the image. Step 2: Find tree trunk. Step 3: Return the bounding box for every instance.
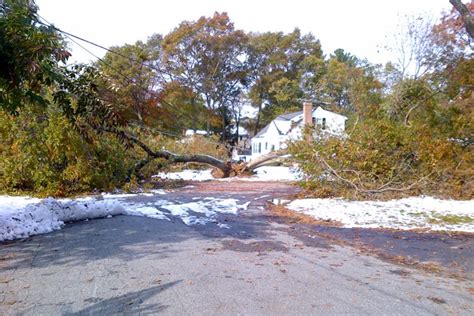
[101,127,232,178]
[243,150,288,172]
[101,126,289,181]
[254,101,263,135]
[221,106,226,142]
[191,96,197,131]
[450,0,474,38]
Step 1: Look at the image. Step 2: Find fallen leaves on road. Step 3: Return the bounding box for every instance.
[427,296,447,304]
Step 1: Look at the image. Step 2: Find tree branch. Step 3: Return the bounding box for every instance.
[100,126,232,177]
[244,150,289,172]
[316,153,432,194]
[450,0,474,38]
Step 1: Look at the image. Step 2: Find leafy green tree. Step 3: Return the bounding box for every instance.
[247,29,323,132]
[0,0,115,129]
[157,81,218,133]
[0,0,70,113]
[97,38,162,126]
[161,12,249,141]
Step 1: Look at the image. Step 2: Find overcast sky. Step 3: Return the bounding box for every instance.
[36,0,453,65]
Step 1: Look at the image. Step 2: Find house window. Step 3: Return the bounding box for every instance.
[258,142,261,153]
[271,144,275,151]
[312,117,316,125]
[322,118,326,130]
[265,142,268,150]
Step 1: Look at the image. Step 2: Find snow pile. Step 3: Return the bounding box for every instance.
[287,197,474,232]
[153,169,214,181]
[0,196,125,241]
[0,194,250,241]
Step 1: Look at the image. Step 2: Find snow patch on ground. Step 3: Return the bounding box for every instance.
[153,169,214,181]
[287,197,474,232]
[153,166,303,182]
[162,198,248,226]
[252,166,303,181]
[0,194,249,241]
[217,166,303,182]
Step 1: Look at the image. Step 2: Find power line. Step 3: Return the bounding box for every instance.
[36,15,251,152]
[36,14,168,77]
[37,16,198,122]
[35,15,225,125]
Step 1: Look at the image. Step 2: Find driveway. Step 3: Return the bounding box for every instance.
[1,181,473,315]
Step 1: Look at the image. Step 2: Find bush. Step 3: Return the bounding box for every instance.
[0,104,135,196]
[289,104,473,200]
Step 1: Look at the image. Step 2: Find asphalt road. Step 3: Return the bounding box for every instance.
[1,181,473,315]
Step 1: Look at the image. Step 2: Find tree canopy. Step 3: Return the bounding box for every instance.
[0,1,472,198]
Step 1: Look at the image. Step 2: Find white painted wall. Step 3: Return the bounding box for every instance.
[312,107,346,135]
[251,122,286,159]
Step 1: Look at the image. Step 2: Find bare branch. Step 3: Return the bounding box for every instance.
[316,153,432,194]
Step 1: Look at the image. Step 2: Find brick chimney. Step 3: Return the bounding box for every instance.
[303,101,313,126]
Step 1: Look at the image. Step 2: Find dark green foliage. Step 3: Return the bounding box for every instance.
[0,103,135,196]
[0,0,70,113]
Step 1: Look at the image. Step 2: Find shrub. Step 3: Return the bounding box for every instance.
[289,104,473,200]
[0,104,134,196]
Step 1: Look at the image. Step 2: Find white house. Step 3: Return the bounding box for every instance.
[250,102,347,160]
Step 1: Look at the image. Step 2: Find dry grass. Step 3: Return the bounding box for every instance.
[268,204,343,227]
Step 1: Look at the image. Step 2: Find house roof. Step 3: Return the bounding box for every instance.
[254,111,302,138]
[254,124,270,138]
[276,111,303,121]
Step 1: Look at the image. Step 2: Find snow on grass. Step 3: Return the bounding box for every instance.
[287,196,474,232]
[0,194,249,241]
[153,169,214,181]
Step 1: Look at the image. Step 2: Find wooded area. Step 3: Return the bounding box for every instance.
[0,0,472,198]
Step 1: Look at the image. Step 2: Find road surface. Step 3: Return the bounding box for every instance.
[1,181,473,315]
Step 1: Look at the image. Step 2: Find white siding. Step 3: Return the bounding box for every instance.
[312,107,346,135]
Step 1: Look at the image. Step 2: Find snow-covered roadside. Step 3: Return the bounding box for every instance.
[287,197,474,233]
[0,194,249,242]
[153,166,303,182]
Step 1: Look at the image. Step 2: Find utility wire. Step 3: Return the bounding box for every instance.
[37,16,198,123]
[36,14,168,77]
[30,16,238,133]
[35,14,227,127]
[36,15,251,152]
